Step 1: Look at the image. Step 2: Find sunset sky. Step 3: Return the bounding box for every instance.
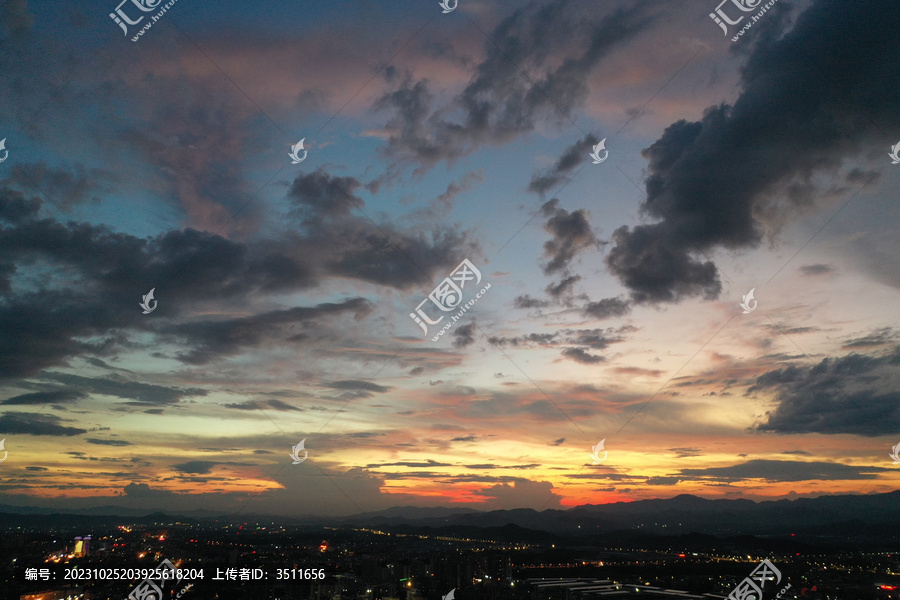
[0,0,899,517]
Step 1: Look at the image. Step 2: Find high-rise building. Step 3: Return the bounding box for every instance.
[72,536,91,557]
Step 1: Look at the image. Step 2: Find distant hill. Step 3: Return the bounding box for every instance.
[1,491,898,545]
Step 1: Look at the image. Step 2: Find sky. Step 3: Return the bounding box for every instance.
[0,0,899,517]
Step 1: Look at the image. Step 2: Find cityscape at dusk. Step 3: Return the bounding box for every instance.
[1,0,899,597]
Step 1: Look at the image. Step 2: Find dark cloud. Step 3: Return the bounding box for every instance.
[0,188,41,224]
[513,294,549,309]
[324,380,391,393]
[435,170,483,208]
[566,328,624,350]
[472,478,561,510]
[551,437,566,446]
[1,390,87,405]
[678,459,884,483]
[799,264,834,276]
[751,348,900,435]
[546,274,581,300]
[582,296,631,319]
[763,324,820,336]
[607,0,900,303]
[287,169,365,221]
[488,332,558,348]
[0,173,474,376]
[540,199,598,274]
[669,447,702,458]
[172,461,219,475]
[374,3,654,174]
[366,460,452,468]
[223,399,303,412]
[644,476,680,486]
[453,322,477,348]
[561,347,605,364]
[85,438,132,446]
[42,374,207,407]
[528,134,599,196]
[0,412,86,436]
[842,328,896,349]
[123,482,179,498]
[2,162,113,210]
[169,298,373,364]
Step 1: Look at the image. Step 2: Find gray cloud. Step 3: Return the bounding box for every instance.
[606,0,900,303]
[85,438,132,446]
[2,162,113,211]
[528,134,599,196]
[1,390,87,405]
[751,348,900,435]
[561,347,605,364]
[0,412,86,436]
[678,459,884,482]
[287,169,365,221]
[453,322,477,348]
[374,3,655,175]
[540,199,598,275]
[799,264,834,276]
[581,296,631,319]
